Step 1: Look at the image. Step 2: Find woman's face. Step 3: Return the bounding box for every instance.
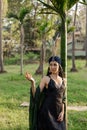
[49,61,59,74]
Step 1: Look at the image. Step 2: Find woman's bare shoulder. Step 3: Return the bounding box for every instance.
[39,76,50,91]
[43,75,50,79]
[41,76,50,84]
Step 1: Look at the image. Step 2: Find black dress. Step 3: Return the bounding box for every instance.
[38,78,66,130]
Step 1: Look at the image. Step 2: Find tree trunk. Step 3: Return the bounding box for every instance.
[70,3,78,72]
[20,24,24,75]
[35,0,49,77]
[61,13,67,74]
[35,44,43,76]
[35,37,45,77]
[0,0,4,73]
[60,12,67,130]
[85,5,87,67]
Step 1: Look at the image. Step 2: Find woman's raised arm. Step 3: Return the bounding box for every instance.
[25,72,36,97]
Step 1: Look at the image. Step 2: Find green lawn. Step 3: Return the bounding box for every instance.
[0,60,87,130]
[68,111,87,130]
[67,59,87,106]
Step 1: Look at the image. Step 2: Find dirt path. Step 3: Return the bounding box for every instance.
[20,102,87,111]
[67,106,87,111]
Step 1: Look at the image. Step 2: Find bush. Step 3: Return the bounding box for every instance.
[4,52,40,65]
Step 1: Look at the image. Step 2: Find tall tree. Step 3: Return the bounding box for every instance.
[37,0,79,73]
[85,4,87,67]
[35,20,51,76]
[79,0,87,66]
[70,3,78,72]
[35,0,51,76]
[0,0,4,73]
[0,0,8,73]
[7,7,31,74]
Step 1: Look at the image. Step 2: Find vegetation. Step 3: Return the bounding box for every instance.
[67,59,87,105]
[38,0,79,72]
[68,111,87,130]
[3,53,40,65]
[0,59,87,130]
[0,1,87,130]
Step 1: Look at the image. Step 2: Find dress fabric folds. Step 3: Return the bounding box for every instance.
[38,78,66,130]
[29,78,66,130]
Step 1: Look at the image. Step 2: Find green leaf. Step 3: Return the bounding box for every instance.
[67,0,79,10]
[19,7,29,22]
[79,1,87,5]
[37,0,59,13]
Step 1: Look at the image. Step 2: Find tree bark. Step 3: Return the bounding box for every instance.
[85,5,87,67]
[61,12,67,74]
[35,38,45,77]
[0,0,4,73]
[20,24,24,75]
[70,3,78,72]
[60,12,67,130]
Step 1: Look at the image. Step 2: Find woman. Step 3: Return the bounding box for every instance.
[25,56,66,130]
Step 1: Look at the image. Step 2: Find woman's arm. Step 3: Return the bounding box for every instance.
[25,73,47,96]
[39,76,47,92]
[31,80,36,97]
[61,103,64,114]
[25,72,36,97]
[57,103,64,122]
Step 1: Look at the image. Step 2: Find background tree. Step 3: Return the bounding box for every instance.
[35,20,52,76]
[0,0,3,72]
[37,0,79,74]
[7,7,31,75]
[80,0,87,67]
[70,3,78,72]
[85,4,87,67]
[0,0,8,73]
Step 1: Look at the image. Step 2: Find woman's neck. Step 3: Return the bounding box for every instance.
[51,73,59,79]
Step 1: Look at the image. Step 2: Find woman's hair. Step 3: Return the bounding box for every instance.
[46,64,64,79]
[47,56,64,79]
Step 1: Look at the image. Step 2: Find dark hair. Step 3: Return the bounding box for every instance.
[46,64,64,79]
[48,56,61,65]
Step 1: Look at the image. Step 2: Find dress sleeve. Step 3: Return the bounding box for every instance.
[29,86,40,130]
[29,86,45,130]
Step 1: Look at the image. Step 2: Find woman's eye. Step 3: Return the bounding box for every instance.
[54,64,57,66]
[50,64,57,66]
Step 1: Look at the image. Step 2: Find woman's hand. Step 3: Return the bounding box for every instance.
[25,72,35,83]
[57,112,64,122]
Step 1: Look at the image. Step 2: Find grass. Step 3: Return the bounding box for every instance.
[0,59,87,130]
[0,64,40,130]
[67,59,87,106]
[68,111,87,130]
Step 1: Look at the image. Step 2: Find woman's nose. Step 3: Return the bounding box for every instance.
[51,65,55,68]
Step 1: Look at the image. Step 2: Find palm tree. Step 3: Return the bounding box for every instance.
[35,20,52,76]
[7,7,30,75]
[37,0,79,73]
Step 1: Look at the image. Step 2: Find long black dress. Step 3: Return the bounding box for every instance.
[38,78,66,130]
